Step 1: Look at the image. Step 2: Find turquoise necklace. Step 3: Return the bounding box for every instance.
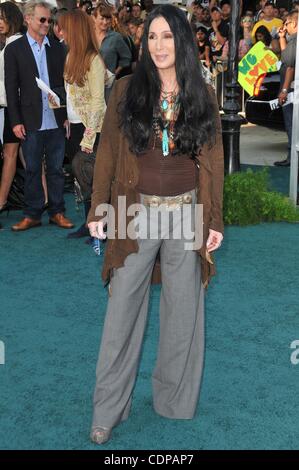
[160,90,176,117]
[154,91,179,156]
[161,96,170,112]
[162,127,169,157]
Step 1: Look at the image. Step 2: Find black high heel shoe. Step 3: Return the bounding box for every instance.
[42,203,49,213]
[0,202,11,216]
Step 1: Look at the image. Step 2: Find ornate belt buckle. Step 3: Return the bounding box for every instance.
[183,194,192,204]
[150,196,161,208]
[166,197,181,210]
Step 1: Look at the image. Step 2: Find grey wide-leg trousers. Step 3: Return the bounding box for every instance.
[92,195,205,429]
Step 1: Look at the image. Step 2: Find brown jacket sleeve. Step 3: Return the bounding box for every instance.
[87,80,122,224]
[207,85,224,235]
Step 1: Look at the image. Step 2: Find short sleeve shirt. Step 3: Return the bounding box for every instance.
[281,34,297,68]
[280,33,297,90]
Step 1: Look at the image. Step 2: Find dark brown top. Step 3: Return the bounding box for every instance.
[136,135,199,196]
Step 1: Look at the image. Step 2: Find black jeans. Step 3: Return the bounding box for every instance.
[69,123,99,201]
[66,123,85,163]
[21,128,65,219]
[66,123,100,161]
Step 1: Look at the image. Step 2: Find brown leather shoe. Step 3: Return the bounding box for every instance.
[11,217,41,232]
[49,213,74,229]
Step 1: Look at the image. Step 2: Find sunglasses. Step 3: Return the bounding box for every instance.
[38,17,53,24]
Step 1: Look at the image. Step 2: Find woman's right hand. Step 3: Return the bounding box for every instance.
[88,220,106,240]
[13,124,26,140]
[48,93,59,108]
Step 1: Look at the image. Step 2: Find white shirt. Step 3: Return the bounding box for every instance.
[66,83,81,124]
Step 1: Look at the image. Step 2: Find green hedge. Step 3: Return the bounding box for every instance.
[223,169,299,225]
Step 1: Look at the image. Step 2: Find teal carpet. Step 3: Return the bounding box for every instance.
[0,166,298,450]
[242,164,290,195]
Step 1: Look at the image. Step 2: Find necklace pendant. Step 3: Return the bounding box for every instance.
[165,108,172,120]
[162,128,169,157]
[161,99,168,111]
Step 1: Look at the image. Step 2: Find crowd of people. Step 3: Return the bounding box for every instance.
[191,1,298,63]
[0,0,298,231]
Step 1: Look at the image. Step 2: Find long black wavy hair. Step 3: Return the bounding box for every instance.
[119,4,216,157]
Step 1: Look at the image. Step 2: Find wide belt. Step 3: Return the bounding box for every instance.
[142,191,193,209]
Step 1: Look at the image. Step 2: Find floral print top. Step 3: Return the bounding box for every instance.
[67,55,107,150]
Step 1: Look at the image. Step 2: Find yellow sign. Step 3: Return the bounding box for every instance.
[238,42,279,96]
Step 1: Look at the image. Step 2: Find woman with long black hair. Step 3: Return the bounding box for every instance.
[87,4,224,445]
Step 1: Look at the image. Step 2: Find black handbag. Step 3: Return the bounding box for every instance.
[71,149,96,201]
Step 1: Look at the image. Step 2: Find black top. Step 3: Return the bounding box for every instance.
[198,39,210,56]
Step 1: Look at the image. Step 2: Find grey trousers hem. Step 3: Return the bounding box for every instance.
[153,406,195,420]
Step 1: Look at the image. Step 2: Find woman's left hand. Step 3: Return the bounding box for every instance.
[206,229,223,252]
[81,146,93,154]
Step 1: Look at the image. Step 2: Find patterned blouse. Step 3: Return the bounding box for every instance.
[66,54,107,150]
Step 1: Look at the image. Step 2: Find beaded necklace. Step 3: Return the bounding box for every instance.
[152,91,180,157]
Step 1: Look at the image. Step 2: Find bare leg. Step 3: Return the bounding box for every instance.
[18,147,26,168]
[42,160,48,205]
[0,143,19,207]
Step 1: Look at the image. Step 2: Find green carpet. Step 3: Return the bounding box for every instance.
[0,166,298,450]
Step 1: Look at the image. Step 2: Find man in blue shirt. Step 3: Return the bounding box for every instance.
[5,0,74,231]
[26,31,58,132]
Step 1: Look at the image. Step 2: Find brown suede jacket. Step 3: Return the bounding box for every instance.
[87,76,224,288]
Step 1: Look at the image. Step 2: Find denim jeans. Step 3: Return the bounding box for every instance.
[21,128,65,219]
[282,103,293,161]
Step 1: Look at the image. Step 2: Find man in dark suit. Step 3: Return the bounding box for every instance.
[5,0,74,231]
